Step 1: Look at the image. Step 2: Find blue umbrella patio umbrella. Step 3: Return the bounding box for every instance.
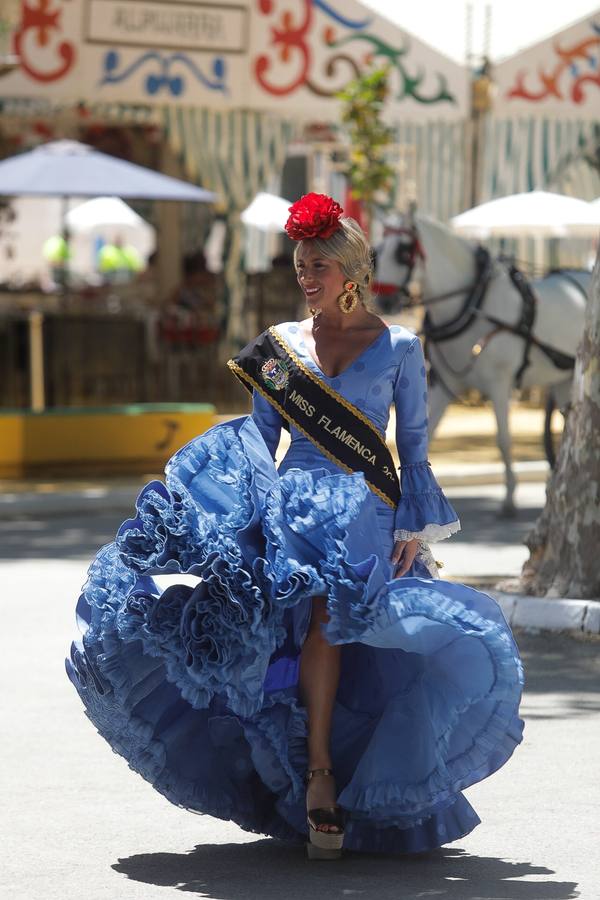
[0,139,216,201]
[0,140,216,411]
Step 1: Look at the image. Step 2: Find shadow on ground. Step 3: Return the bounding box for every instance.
[447,495,542,545]
[0,511,123,560]
[0,491,544,560]
[113,841,578,899]
[516,632,600,707]
[430,431,553,465]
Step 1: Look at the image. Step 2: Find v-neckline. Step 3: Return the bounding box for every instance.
[280,323,389,380]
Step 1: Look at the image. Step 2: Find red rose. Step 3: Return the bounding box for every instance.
[285,193,344,241]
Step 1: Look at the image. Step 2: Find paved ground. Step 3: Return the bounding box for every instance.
[1,554,598,900]
[0,479,546,582]
[2,478,599,900]
[4,404,597,900]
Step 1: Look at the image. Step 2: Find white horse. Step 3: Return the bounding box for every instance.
[373,214,591,514]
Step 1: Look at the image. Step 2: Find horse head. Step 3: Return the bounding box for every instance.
[372,213,477,315]
[371,212,425,313]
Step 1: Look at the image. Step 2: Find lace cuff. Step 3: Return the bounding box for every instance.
[394,460,461,544]
[393,520,461,544]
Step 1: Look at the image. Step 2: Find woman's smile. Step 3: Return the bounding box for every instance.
[295,246,345,308]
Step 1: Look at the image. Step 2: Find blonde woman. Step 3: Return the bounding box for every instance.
[68,194,523,860]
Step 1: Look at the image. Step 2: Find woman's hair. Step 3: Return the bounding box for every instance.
[293,217,374,308]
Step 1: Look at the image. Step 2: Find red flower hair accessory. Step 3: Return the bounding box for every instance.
[285,192,344,240]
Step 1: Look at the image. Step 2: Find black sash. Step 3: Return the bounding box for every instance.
[228,327,400,508]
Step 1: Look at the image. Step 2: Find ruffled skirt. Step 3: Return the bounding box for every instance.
[66,416,524,854]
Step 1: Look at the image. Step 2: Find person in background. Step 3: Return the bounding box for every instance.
[170,250,216,324]
[42,232,71,288]
[98,236,143,284]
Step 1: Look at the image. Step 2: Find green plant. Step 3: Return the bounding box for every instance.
[337,66,395,226]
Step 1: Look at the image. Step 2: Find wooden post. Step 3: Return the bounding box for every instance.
[157,143,183,305]
[28,310,45,412]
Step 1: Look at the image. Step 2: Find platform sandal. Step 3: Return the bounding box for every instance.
[306,768,345,860]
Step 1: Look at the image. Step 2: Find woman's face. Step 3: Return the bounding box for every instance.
[295,244,346,312]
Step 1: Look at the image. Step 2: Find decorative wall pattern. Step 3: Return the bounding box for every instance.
[253,0,457,106]
[3,0,467,116]
[13,0,76,83]
[506,19,600,105]
[99,49,228,97]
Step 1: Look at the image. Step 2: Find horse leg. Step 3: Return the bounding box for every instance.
[544,377,572,468]
[427,381,451,438]
[489,382,517,517]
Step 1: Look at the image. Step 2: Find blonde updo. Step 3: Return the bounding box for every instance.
[293,217,374,309]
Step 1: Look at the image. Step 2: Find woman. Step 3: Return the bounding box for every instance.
[67,194,523,860]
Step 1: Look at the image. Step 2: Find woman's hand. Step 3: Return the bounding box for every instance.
[391,538,420,577]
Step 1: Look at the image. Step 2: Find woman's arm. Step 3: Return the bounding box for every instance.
[392,337,460,573]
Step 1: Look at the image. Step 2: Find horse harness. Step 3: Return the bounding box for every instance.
[393,230,576,389]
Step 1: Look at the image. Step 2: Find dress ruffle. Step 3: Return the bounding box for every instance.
[394,461,461,543]
[66,416,523,855]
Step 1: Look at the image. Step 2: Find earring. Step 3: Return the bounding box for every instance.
[337,281,359,314]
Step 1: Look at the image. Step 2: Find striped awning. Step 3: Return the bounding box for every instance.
[481,117,600,203]
[163,107,298,345]
[391,120,469,222]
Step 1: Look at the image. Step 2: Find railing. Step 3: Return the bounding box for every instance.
[0,310,221,409]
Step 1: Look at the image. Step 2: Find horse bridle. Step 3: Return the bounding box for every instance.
[375,224,484,308]
[375,226,575,390]
[374,224,426,297]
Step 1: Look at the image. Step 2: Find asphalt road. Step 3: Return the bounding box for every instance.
[0,481,546,580]
[2,486,598,900]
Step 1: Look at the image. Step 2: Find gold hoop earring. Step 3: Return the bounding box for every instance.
[337,280,359,314]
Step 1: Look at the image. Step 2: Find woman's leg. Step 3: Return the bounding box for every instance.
[299,596,341,830]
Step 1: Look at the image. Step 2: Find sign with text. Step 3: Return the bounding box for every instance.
[86,0,247,53]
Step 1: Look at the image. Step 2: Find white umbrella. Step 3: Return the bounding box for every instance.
[241,192,292,232]
[67,196,147,230]
[451,191,600,239]
[66,196,156,260]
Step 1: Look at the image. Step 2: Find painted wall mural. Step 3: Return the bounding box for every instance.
[494,15,600,118]
[13,0,76,83]
[253,0,458,107]
[2,0,467,117]
[99,50,228,97]
[507,20,600,105]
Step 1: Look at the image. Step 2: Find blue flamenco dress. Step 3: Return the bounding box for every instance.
[66,322,524,854]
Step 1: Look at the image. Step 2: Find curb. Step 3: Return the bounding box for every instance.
[489,590,600,636]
